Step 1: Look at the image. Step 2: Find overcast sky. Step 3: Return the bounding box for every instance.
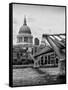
[13,4,65,45]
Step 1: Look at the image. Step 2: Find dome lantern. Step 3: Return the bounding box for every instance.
[23,16,27,25]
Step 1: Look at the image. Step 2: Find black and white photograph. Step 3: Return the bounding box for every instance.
[9,3,66,87]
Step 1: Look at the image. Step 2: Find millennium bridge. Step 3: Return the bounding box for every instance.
[28,33,66,75]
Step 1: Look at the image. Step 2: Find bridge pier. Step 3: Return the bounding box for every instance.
[33,57,40,68]
[34,61,39,68]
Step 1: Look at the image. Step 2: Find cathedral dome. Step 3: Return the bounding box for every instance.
[19,16,31,34]
[19,25,31,34]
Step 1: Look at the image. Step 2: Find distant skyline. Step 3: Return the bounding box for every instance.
[13,4,65,45]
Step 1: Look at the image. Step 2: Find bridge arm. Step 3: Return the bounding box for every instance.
[52,36,65,47]
[44,35,65,60]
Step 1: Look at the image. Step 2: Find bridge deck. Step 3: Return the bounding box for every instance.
[13,67,66,86]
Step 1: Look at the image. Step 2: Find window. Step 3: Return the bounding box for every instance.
[17,53,20,59]
[45,56,47,64]
[24,37,28,42]
[19,37,22,42]
[35,47,37,53]
[30,38,32,43]
[48,55,50,64]
[41,56,43,65]
[56,59,58,64]
[31,48,33,55]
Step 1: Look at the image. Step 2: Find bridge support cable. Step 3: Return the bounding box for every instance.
[58,35,65,42]
[49,36,64,49]
[33,46,52,57]
[52,36,65,48]
[29,53,36,61]
[43,35,65,60]
[29,53,40,67]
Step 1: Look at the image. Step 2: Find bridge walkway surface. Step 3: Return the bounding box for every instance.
[13,67,65,86]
